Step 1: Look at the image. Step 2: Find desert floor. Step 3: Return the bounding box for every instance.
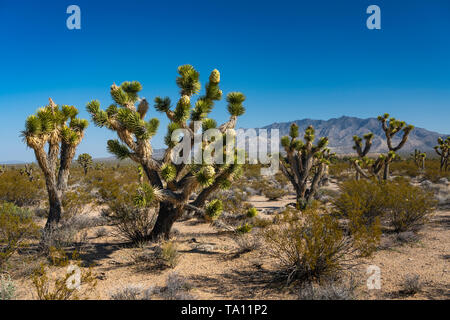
[12,181,449,300]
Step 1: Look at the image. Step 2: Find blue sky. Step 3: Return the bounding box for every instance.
[0,0,449,162]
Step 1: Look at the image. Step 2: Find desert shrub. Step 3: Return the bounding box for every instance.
[156,241,180,268]
[109,284,153,300]
[236,223,253,234]
[263,187,287,201]
[400,274,422,295]
[263,206,359,284]
[0,202,40,268]
[329,160,351,179]
[232,233,261,254]
[298,278,356,300]
[246,207,258,218]
[0,170,44,206]
[31,261,97,300]
[204,199,223,221]
[61,188,95,218]
[384,180,436,232]
[104,183,158,243]
[217,189,250,215]
[334,179,386,225]
[161,272,194,300]
[334,179,436,233]
[252,216,272,228]
[95,227,107,238]
[0,274,16,300]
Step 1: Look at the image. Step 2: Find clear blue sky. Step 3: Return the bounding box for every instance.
[0,0,449,162]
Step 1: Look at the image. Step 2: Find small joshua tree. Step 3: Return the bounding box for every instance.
[351,133,385,181]
[22,98,88,231]
[19,164,36,182]
[378,113,414,180]
[434,137,449,172]
[77,153,93,175]
[412,149,426,170]
[87,65,245,240]
[280,124,333,209]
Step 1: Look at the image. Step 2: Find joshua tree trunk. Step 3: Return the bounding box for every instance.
[45,181,63,229]
[148,202,182,240]
[383,161,390,180]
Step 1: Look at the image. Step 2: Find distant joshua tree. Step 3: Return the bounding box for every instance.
[280,123,334,208]
[22,98,88,231]
[87,65,245,240]
[77,153,93,175]
[434,137,449,171]
[411,149,426,170]
[378,113,414,180]
[351,114,413,181]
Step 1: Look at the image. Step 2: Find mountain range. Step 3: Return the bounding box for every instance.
[259,116,448,155]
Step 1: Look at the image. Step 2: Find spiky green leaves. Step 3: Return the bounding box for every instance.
[164,123,181,147]
[195,165,216,187]
[87,100,109,127]
[109,81,142,106]
[289,123,299,139]
[24,115,42,136]
[116,108,158,140]
[133,183,158,208]
[154,97,171,113]
[161,163,177,182]
[226,92,246,116]
[205,199,223,221]
[176,65,201,96]
[304,125,315,142]
[23,100,88,148]
[202,118,217,131]
[107,139,131,160]
[174,95,191,123]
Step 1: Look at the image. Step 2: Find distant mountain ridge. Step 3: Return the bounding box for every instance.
[260,116,448,154]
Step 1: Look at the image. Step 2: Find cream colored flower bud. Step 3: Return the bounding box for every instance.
[209,69,220,83]
[180,95,190,105]
[203,165,215,178]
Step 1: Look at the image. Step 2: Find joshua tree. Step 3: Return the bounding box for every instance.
[0,165,6,176]
[411,149,426,170]
[434,137,449,171]
[280,124,333,209]
[351,133,375,180]
[86,65,245,240]
[19,164,36,182]
[378,113,414,180]
[22,98,88,230]
[77,153,93,175]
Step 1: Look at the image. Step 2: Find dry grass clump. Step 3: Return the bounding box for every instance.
[400,274,422,295]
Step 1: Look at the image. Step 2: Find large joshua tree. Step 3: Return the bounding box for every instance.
[378,113,414,180]
[280,124,333,209]
[86,65,245,240]
[434,137,449,171]
[22,99,88,230]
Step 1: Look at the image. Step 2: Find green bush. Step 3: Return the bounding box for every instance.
[334,179,436,233]
[246,207,258,218]
[0,170,44,206]
[384,180,436,232]
[0,202,40,268]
